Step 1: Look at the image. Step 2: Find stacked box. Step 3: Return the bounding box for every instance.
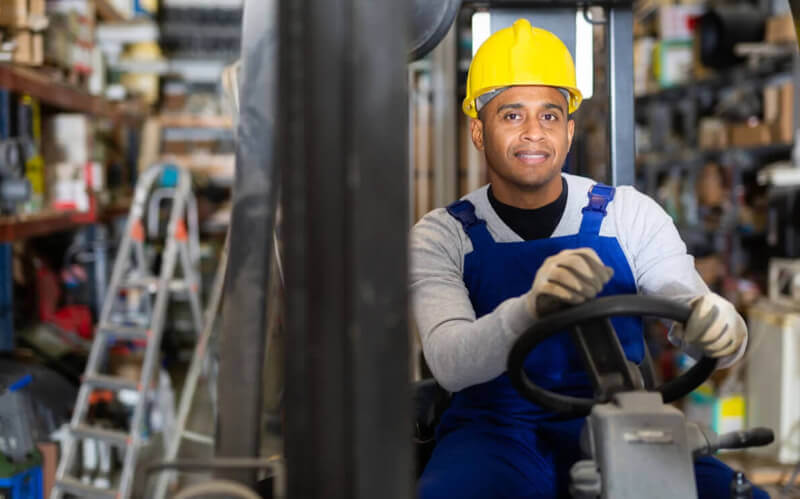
[729,122,773,147]
[45,0,94,74]
[0,0,46,28]
[0,0,46,65]
[42,114,91,211]
[2,29,43,65]
[764,79,794,144]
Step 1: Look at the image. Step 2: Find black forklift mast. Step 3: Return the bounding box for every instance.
[217,0,634,497]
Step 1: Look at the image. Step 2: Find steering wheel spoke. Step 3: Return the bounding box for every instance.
[570,318,644,402]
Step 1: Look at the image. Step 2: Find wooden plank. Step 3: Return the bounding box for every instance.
[0,199,132,241]
[0,64,146,122]
[160,153,235,179]
[0,210,89,241]
[159,114,234,129]
[95,0,126,22]
[0,64,108,116]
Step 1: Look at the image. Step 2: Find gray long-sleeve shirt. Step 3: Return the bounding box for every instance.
[410,173,744,393]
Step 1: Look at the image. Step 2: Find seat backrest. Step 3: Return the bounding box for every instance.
[412,378,451,477]
[413,378,451,443]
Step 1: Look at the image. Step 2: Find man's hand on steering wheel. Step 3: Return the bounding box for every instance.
[525,248,615,319]
[672,293,747,359]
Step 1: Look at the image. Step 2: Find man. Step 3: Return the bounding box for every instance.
[411,19,765,499]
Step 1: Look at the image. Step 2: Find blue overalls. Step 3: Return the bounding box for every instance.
[418,184,768,499]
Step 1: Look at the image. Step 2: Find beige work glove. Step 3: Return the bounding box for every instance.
[673,293,747,359]
[525,248,615,319]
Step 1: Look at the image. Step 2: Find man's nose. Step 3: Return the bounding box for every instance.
[520,118,544,142]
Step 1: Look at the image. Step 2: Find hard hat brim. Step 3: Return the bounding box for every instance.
[463,84,583,119]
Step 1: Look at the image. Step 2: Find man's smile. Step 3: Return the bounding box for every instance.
[513,149,550,165]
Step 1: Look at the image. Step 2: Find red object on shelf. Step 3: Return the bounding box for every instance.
[36,264,93,339]
[51,305,93,339]
[51,201,78,211]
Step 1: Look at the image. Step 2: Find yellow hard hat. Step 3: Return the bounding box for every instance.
[463,18,583,118]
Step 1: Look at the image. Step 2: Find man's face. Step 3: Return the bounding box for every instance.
[471,85,575,195]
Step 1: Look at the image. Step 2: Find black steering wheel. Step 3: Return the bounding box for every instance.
[507,295,717,419]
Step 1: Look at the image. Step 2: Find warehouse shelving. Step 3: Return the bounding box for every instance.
[159,114,233,129]
[0,61,145,240]
[0,198,130,242]
[635,51,795,105]
[0,64,146,121]
[160,153,235,185]
[0,210,88,241]
[638,143,795,174]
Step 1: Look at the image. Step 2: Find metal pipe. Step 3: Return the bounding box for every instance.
[216,0,279,486]
[431,24,458,208]
[607,5,635,186]
[280,0,412,497]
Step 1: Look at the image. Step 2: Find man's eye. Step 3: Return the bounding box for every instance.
[504,112,521,121]
[543,113,557,121]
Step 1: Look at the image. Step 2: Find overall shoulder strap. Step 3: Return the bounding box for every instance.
[579,183,615,236]
[445,200,494,249]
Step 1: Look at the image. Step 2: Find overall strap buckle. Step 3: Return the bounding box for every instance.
[582,184,615,216]
[446,200,484,231]
[579,183,616,236]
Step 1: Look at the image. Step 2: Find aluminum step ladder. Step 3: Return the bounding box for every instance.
[51,164,204,499]
[152,231,229,499]
[152,215,286,498]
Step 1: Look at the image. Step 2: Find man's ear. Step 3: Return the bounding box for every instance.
[567,118,575,148]
[470,118,485,151]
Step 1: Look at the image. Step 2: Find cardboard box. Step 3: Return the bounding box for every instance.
[730,122,772,147]
[7,29,43,65]
[698,118,728,150]
[0,0,45,28]
[0,0,29,26]
[764,80,794,144]
[776,80,794,144]
[162,140,189,155]
[697,163,726,207]
[766,13,796,44]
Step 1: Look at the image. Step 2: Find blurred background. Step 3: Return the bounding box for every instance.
[1,0,800,497]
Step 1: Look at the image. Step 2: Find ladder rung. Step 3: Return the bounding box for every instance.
[123,276,158,288]
[83,374,138,392]
[123,277,190,292]
[55,476,118,498]
[182,430,214,445]
[98,323,149,339]
[72,424,131,447]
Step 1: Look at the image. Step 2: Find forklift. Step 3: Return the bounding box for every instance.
[156,0,779,497]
